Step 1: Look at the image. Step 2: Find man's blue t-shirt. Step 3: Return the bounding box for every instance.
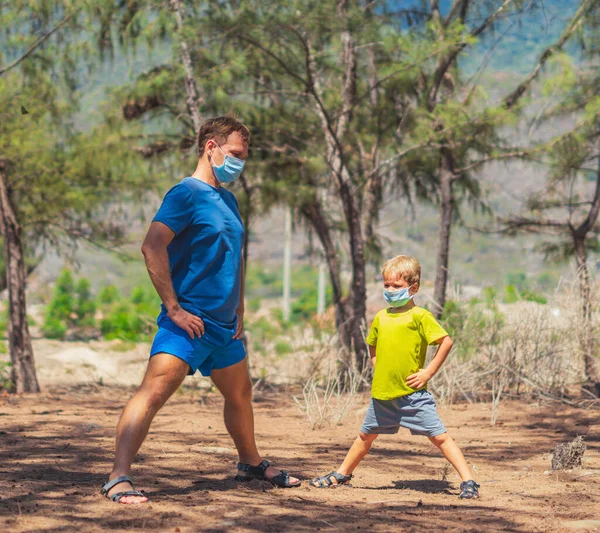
[152,177,244,327]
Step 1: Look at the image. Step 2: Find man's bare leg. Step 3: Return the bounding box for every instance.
[210,358,299,484]
[106,353,189,503]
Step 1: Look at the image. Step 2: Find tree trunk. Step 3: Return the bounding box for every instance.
[300,199,354,360]
[305,5,368,372]
[317,260,327,316]
[433,154,455,318]
[573,235,600,396]
[282,206,292,321]
[238,174,252,272]
[170,0,203,134]
[361,172,383,265]
[0,163,39,393]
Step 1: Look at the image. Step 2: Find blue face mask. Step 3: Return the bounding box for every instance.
[383,284,414,307]
[212,144,245,183]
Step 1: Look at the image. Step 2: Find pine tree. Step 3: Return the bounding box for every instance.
[0,2,146,392]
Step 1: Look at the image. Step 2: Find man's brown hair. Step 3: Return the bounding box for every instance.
[197,115,251,157]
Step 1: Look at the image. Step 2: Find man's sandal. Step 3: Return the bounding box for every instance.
[459,480,480,499]
[101,475,148,503]
[235,459,301,488]
[309,471,353,488]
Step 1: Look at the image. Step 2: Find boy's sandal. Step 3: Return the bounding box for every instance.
[235,459,301,488]
[309,471,353,488]
[101,475,148,503]
[459,480,480,499]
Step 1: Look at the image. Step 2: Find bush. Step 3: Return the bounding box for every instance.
[0,360,13,391]
[503,284,519,303]
[291,283,333,321]
[441,299,504,361]
[248,297,262,313]
[247,316,281,343]
[98,285,119,305]
[98,283,159,341]
[274,340,293,356]
[42,317,68,340]
[43,269,99,337]
[75,278,96,327]
[521,289,547,304]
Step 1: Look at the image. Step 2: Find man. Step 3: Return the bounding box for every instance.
[101,116,301,504]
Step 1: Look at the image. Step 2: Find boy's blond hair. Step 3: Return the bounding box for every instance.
[381,255,421,285]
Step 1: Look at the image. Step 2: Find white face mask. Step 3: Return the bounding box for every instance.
[211,144,245,183]
[383,284,414,307]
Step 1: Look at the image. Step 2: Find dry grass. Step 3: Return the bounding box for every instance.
[246,277,599,429]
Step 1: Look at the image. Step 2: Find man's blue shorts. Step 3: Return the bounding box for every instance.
[150,313,246,376]
[360,390,447,437]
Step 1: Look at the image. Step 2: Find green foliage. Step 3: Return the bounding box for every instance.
[43,269,97,339]
[42,318,68,341]
[503,284,520,304]
[0,309,7,340]
[245,265,281,298]
[274,340,293,357]
[99,283,160,342]
[504,282,548,305]
[505,271,528,291]
[521,289,548,305]
[246,316,281,344]
[441,299,504,361]
[0,361,13,391]
[291,283,333,321]
[41,269,159,341]
[247,297,262,313]
[98,285,120,305]
[75,278,96,327]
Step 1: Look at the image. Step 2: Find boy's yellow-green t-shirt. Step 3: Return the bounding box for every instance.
[366,306,448,401]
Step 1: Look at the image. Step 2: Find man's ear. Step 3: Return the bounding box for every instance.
[205,139,216,159]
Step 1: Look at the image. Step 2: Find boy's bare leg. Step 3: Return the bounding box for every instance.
[336,432,379,478]
[429,432,472,481]
[210,358,299,484]
[106,353,189,503]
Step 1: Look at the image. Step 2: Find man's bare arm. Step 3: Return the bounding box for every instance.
[141,222,204,339]
[233,256,245,339]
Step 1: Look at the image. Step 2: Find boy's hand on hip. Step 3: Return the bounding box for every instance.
[406,369,432,390]
[168,306,205,339]
[233,309,244,339]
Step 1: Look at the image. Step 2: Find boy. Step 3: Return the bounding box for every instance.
[310,255,479,499]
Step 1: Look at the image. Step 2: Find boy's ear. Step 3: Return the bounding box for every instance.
[411,283,420,295]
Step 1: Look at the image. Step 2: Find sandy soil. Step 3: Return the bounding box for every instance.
[0,379,599,533]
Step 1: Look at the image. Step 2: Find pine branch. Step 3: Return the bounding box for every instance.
[0,12,77,76]
[429,0,518,108]
[504,0,597,109]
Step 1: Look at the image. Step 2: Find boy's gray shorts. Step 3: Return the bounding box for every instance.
[360,390,447,437]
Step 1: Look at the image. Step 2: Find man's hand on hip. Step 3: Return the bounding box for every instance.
[233,308,244,340]
[168,306,205,339]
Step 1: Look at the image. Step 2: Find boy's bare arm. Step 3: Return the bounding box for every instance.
[368,344,376,368]
[406,336,453,390]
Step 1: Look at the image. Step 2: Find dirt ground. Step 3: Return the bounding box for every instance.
[1,378,599,533]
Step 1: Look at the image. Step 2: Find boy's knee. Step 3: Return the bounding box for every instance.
[428,432,449,447]
[359,431,378,444]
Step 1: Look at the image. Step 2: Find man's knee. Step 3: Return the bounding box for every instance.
[138,379,176,412]
[138,356,187,410]
[222,376,252,406]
